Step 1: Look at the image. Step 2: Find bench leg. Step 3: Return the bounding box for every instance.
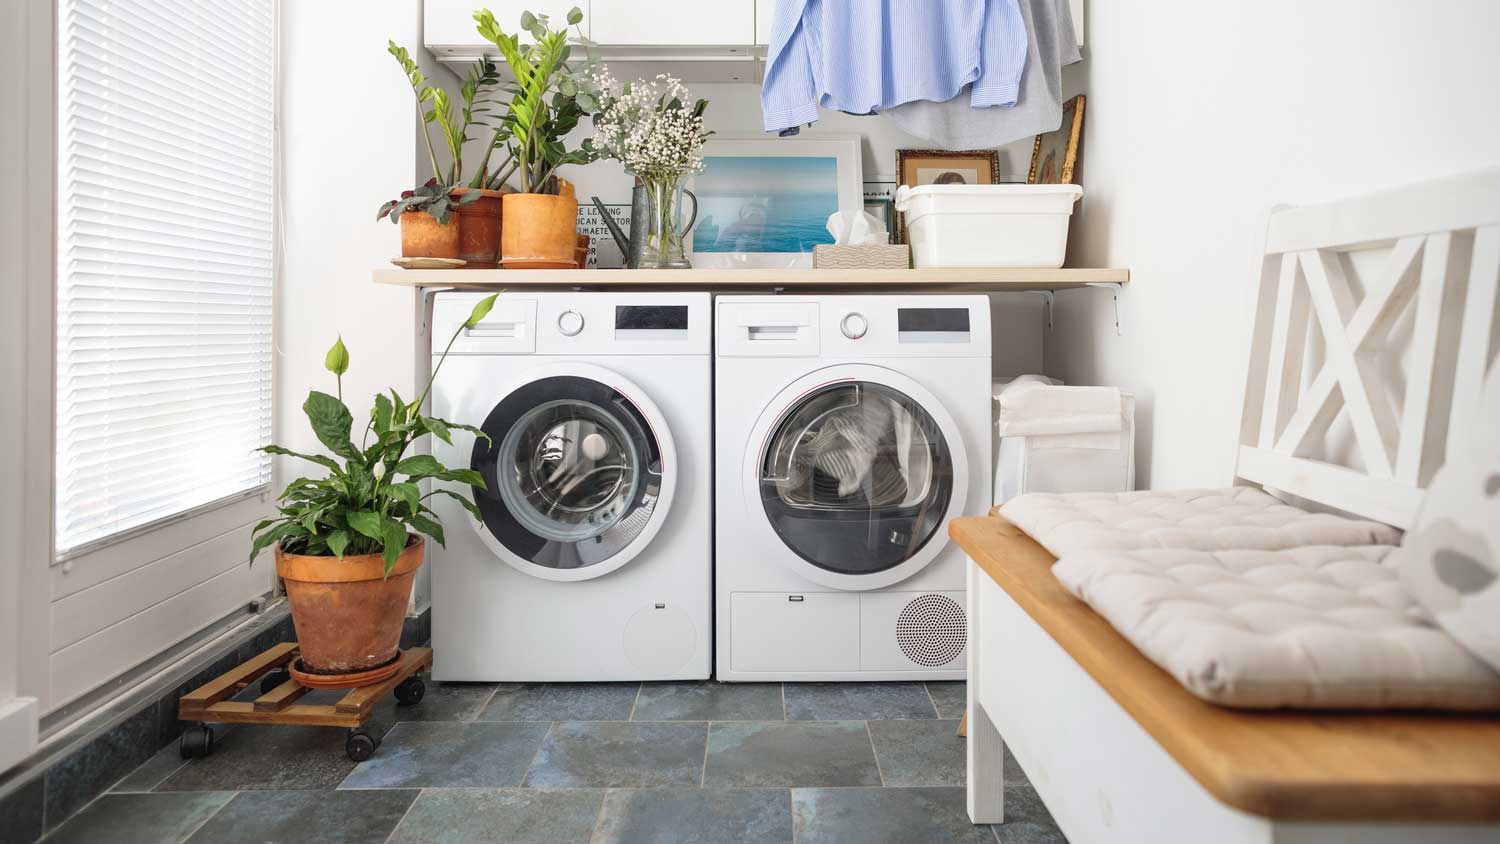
[967,559,1005,825]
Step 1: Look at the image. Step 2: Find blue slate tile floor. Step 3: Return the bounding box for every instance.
[44,679,1066,844]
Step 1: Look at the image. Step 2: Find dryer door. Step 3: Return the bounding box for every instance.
[470,363,677,582]
[744,364,970,591]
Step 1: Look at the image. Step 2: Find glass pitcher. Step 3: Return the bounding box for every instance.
[638,177,699,269]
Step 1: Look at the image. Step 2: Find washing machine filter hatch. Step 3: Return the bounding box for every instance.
[759,381,953,576]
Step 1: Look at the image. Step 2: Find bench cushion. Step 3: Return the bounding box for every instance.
[1000,487,1402,557]
[1051,544,1500,709]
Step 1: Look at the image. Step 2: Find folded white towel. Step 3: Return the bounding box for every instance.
[996,380,1123,437]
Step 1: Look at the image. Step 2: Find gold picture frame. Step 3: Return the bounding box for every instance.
[894,149,1001,243]
[1028,94,1085,185]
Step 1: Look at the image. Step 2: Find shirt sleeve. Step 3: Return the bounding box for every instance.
[761,0,822,131]
[971,0,1027,108]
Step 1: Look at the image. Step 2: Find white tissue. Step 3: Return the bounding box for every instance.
[825,210,890,245]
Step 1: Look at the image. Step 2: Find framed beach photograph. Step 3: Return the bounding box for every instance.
[688,135,863,268]
[1029,94,1085,185]
[894,149,1001,243]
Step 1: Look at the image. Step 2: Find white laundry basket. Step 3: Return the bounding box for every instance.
[991,377,1135,506]
[895,183,1083,268]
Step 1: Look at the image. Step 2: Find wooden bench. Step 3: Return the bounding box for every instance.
[958,170,1500,843]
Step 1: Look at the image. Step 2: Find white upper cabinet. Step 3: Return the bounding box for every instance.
[593,0,753,46]
[755,0,772,45]
[425,0,589,52]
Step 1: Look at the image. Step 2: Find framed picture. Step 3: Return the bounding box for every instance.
[688,135,863,268]
[894,149,1000,243]
[1029,94,1085,185]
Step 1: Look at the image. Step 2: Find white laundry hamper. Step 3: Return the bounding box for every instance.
[991,377,1136,506]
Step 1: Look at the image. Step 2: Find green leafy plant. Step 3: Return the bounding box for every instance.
[474,7,599,194]
[377,177,481,225]
[249,294,501,575]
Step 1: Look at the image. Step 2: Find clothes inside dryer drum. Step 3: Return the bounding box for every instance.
[761,382,953,575]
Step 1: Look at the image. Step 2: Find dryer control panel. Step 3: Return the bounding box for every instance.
[717,295,991,359]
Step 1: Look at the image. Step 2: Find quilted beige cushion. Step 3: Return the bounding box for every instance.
[1052,545,1500,709]
[1000,488,1402,557]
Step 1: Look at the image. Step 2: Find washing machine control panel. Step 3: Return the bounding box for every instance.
[557,309,585,336]
[840,312,868,339]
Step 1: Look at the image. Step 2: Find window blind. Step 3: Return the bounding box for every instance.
[56,0,275,555]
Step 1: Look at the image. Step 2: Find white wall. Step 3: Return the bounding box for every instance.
[1046,0,1500,488]
[279,1,430,601]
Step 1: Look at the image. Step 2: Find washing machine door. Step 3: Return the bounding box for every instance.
[744,364,969,591]
[469,362,676,582]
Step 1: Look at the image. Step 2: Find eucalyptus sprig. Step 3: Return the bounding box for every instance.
[250,294,502,576]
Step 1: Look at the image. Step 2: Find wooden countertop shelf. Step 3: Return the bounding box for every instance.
[371,266,1130,292]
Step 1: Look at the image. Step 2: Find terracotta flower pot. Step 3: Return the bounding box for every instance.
[450,188,506,267]
[501,192,580,269]
[400,209,461,260]
[276,537,424,687]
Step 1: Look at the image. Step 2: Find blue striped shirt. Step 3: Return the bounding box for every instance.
[762,0,1028,133]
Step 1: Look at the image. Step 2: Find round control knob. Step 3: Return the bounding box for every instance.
[840,312,868,339]
[557,310,585,336]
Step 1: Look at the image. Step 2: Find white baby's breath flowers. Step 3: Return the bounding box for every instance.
[589,70,710,182]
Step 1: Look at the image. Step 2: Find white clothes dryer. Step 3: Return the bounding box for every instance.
[715,295,992,681]
[428,291,711,681]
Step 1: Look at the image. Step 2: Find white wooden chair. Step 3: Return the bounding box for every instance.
[956,169,1500,844]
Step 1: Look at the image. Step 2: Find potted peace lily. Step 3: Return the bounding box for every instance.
[474,7,600,268]
[249,294,497,687]
[378,45,506,266]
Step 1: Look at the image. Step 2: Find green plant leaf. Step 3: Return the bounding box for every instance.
[567,6,583,25]
[405,512,446,547]
[465,293,500,327]
[386,482,421,514]
[435,468,486,488]
[380,518,408,575]
[303,391,360,460]
[327,529,351,559]
[324,336,349,376]
[394,454,444,477]
[259,444,343,474]
[420,415,452,444]
[424,487,484,520]
[347,510,385,542]
[373,393,393,436]
[249,520,298,564]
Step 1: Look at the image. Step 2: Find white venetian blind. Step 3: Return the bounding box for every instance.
[56,0,275,555]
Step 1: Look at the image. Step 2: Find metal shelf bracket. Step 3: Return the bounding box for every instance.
[1085,282,1124,335]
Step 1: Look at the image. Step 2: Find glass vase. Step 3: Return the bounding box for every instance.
[638,176,693,269]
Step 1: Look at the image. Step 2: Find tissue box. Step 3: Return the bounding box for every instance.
[812,244,911,269]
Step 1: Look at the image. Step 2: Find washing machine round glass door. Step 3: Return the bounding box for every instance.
[748,366,970,591]
[470,367,676,582]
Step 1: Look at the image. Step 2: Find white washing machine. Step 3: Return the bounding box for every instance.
[428,291,712,681]
[715,294,992,681]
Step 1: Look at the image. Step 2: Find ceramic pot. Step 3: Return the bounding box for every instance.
[275,538,424,687]
[501,192,580,269]
[400,210,461,260]
[450,187,506,267]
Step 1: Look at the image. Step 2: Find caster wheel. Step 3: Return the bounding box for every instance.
[260,669,291,695]
[346,730,380,762]
[179,724,214,759]
[394,676,426,706]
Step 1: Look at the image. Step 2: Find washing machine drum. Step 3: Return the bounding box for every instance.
[472,376,662,570]
[760,381,954,576]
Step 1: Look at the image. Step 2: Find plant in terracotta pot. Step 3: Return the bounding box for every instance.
[474,7,599,268]
[378,44,506,266]
[249,294,498,687]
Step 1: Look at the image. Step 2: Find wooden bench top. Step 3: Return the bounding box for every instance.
[951,514,1500,823]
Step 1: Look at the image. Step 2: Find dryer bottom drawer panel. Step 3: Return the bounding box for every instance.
[731,592,860,673]
[860,591,967,671]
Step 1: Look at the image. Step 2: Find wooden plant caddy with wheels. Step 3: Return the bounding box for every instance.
[177,642,432,762]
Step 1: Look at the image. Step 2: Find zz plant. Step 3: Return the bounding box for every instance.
[249,294,500,575]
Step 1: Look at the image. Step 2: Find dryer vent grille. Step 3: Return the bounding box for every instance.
[895,594,966,667]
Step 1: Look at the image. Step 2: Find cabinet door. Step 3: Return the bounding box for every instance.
[755,0,773,45]
[425,0,589,47]
[593,0,752,46]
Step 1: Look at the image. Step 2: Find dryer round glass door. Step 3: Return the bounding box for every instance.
[748,366,969,590]
[470,372,675,580]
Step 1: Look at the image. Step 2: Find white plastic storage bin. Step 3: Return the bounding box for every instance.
[895,184,1082,268]
[991,377,1135,505]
